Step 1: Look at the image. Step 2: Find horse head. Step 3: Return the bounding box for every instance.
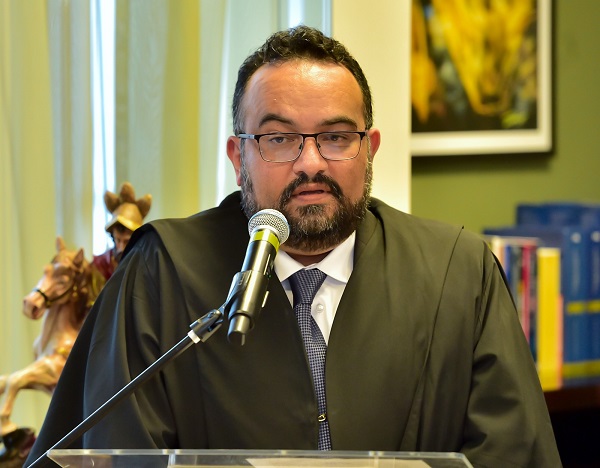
[22,237,105,323]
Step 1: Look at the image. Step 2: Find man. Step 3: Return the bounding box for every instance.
[26,26,560,467]
[92,182,152,280]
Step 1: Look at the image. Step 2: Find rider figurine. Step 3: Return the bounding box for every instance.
[93,182,152,281]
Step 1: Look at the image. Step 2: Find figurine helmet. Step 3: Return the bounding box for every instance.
[104,182,152,233]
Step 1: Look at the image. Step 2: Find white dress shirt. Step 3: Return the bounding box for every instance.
[275,232,355,344]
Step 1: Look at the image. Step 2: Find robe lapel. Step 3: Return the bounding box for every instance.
[325,209,441,450]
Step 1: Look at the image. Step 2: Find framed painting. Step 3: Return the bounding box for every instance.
[410,0,552,156]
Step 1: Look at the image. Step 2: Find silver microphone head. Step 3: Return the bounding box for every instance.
[247,209,290,244]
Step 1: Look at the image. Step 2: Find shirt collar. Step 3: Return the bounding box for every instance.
[275,232,355,284]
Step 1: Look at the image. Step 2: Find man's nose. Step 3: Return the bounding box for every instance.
[293,137,328,174]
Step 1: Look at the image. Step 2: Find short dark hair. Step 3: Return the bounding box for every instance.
[232,25,373,135]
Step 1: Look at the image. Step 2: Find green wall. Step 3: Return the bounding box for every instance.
[411,0,600,235]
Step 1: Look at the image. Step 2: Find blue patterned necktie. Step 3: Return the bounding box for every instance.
[289,268,331,450]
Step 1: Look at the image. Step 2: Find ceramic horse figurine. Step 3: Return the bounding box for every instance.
[0,237,105,462]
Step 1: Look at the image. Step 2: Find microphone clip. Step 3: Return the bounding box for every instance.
[224,268,272,346]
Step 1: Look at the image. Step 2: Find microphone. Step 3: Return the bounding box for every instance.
[225,209,290,346]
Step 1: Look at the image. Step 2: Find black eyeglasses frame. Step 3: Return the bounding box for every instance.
[237,131,367,163]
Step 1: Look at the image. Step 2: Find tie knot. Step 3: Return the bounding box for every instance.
[289,269,327,305]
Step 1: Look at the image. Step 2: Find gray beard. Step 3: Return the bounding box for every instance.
[240,155,373,253]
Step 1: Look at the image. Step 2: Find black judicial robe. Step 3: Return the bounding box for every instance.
[27,192,561,468]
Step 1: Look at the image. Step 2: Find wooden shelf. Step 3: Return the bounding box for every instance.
[544,385,600,466]
[544,384,600,413]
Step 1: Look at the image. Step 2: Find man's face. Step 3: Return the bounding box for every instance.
[227,60,381,257]
[111,227,133,260]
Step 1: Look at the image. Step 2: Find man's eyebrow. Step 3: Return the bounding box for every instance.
[257,114,360,129]
[320,116,359,128]
[258,113,294,128]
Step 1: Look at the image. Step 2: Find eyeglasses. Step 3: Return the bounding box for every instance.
[237,131,367,163]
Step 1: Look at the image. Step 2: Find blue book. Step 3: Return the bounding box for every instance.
[588,227,600,380]
[516,203,549,226]
[581,205,600,228]
[483,225,591,384]
[543,202,587,227]
[517,201,600,228]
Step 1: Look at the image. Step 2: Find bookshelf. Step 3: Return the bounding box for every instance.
[483,202,600,467]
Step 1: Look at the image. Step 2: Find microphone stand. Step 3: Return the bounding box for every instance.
[28,308,224,468]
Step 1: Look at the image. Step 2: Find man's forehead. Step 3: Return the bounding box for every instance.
[247,59,355,88]
[242,60,364,125]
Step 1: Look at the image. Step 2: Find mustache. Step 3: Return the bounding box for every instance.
[278,172,344,207]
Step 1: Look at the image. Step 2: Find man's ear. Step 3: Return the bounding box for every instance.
[367,128,381,159]
[227,136,243,186]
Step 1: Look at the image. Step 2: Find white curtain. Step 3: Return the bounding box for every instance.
[1,0,329,436]
[0,0,85,434]
[48,0,95,246]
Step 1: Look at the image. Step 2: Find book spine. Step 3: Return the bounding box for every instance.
[521,243,535,344]
[561,228,591,384]
[528,244,538,360]
[588,228,600,379]
[536,247,563,391]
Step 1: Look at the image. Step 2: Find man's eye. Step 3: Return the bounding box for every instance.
[322,133,349,142]
[267,134,295,144]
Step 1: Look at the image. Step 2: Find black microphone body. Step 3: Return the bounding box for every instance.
[225,209,289,345]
